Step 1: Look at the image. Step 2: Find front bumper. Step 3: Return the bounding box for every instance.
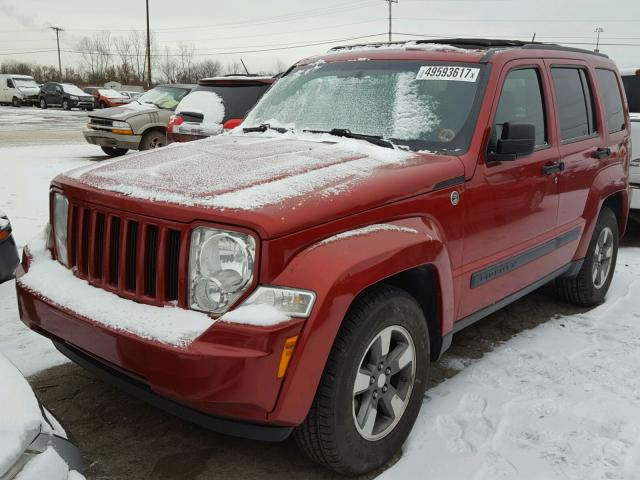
[0,235,19,281]
[83,128,141,150]
[70,99,94,108]
[16,251,304,439]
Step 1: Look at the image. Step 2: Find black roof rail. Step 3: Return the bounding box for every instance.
[329,38,609,59]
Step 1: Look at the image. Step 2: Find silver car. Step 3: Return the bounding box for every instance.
[83,84,194,158]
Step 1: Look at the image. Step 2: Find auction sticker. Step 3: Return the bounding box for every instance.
[416,66,480,82]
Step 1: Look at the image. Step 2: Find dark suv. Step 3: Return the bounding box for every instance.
[167,75,276,143]
[39,82,94,110]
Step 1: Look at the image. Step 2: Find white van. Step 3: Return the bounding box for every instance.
[621,69,640,210]
[0,74,40,107]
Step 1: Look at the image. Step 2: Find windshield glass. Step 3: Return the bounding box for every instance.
[136,86,191,111]
[62,84,87,96]
[243,60,486,152]
[622,75,640,114]
[14,77,37,88]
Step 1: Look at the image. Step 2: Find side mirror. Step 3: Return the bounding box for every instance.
[223,118,243,130]
[488,122,535,162]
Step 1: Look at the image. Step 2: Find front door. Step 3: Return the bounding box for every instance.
[459,60,561,318]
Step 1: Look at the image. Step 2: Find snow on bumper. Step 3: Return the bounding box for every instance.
[15,231,305,421]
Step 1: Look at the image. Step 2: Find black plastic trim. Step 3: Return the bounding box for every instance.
[454,261,578,334]
[53,341,294,442]
[433,175,465,191]
[470,227,581,288]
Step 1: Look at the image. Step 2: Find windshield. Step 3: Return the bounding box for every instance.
[622,75,640,114]
[14,77,37,88]
[62,84,87,96]
[243,60,486,152]
[136,86,191,111]
[99,88,125,98]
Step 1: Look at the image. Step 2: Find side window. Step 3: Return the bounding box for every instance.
[7,79,14,88]
[551,67,597,141]
[494,68,547,147]
[621,74,640,114]
[596,69,626,133]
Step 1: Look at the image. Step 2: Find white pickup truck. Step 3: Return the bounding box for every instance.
[622,69,640,211]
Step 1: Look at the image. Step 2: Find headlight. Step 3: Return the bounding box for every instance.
[52,193,69,266]
[240,286,316,318]
[112,120,130,129]
[70,95,78,100]
[189,227,256,314]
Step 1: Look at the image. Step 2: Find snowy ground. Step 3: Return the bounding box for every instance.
[1,110,640,479]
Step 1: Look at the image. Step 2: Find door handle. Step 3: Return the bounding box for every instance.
[594,147,611,159]
[542,161,565,175]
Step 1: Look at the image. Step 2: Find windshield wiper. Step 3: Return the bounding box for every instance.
[303,128,394,149]
[243,123,291,134]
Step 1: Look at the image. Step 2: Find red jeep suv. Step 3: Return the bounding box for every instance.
[16,39,630,475]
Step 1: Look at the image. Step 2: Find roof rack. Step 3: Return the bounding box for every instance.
[329,38,609,59]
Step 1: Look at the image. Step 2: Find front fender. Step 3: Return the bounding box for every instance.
[267,217,454,425]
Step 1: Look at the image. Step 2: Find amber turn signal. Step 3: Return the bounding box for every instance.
[0,230,9,241]
[111,128,133,135]
[277,336,298,379]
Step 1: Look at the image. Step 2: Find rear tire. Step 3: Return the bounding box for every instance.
[294,285,430,476]
[39,98,47,109]
[99,101,107,109]
[556,207,618,306]
[139,130,166,150]
[100,146,128,157]
[11,97,22,107]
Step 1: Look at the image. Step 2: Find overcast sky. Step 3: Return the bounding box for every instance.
[1,0,639,74]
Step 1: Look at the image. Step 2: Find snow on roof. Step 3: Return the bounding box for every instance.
[200,75,273,82]
[18,229,214,348]
[0,353,42,476]
[63,133,412,211]
[327,41,473,55]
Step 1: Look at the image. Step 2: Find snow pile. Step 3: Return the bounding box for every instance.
[176,90,225,127]
[14,447,85,480]
[220,304,290,327]
[0,354,41,476]
[62,134,412,211]
[381,247,640,480]
[17,229,214,348]
[315,224,420,247]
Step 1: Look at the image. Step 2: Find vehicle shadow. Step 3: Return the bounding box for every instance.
[28,222,640,480]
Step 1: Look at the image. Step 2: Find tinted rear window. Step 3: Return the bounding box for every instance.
[622,74,640,114]
[596,69,626,133]
[551,68,597,141]
[192,84,270,121]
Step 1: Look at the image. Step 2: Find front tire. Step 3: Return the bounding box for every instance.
[294,285,429,476]
[12,97,22,107]
[100,146,128,158]
[63,99,71,110]
[556,207,618,306]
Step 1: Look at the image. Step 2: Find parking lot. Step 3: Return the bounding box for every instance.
[1,104,639,480]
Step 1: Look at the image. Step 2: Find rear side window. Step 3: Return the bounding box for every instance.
[193,84,271,121]
[551,67,597,141]
[622,74,640,113]
[596,69,626,133]
[494,68,547,146]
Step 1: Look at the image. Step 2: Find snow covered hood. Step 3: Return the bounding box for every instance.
[58,134,463,238]
[0,353,42,476]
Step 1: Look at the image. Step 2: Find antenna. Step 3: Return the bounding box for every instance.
[240,58,250,75]
[531,32,536,42]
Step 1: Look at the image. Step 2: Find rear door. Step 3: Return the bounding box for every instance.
[460,60,561,318]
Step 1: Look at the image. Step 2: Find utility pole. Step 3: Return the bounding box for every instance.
[594,27,603,53]
[146,0,152,88]
[385,0,398,42]
[51,26,63,81]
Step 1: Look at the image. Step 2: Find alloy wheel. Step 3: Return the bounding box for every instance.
[592,226,614,289]
[352,325,416,441]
